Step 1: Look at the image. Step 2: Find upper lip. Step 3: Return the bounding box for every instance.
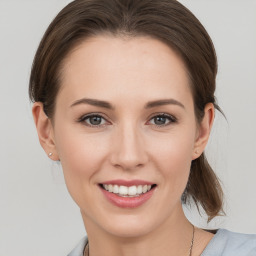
[100,179,155,186]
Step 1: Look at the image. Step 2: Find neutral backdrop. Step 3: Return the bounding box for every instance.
[0,0,256,255]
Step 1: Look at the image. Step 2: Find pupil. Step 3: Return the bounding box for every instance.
[90,116,101,125]
[155,116,166,125]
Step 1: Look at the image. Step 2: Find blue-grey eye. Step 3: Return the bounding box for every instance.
[149,114,176,126]
[80,114,107,126]
[88,116,102,125]
[154,116,168,125]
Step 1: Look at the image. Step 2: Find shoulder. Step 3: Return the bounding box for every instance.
[66,230,256,256]
[202,229,256,256]
[67,237,88,256]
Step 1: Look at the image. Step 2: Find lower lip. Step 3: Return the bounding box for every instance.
[100,186,156,208]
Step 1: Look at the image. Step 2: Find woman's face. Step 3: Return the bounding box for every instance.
[49,35,210,238]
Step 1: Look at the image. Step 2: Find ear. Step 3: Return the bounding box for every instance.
[32,102,59,161]
[192,103,215,160]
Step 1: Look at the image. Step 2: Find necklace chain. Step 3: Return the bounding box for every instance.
[84,224,195,256]
[189,225,195,256]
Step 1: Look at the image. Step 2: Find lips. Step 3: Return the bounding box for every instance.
[99,180,157,208]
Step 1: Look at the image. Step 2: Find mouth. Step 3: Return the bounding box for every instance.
[99,183,157,197]
[98,179,157,208]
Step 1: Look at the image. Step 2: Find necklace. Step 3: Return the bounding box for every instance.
[83,225,195,256]
[189,225,195,256]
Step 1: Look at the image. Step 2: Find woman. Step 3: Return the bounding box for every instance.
[29,0,256,255]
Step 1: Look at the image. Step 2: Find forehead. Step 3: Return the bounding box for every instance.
[58,35,193,108]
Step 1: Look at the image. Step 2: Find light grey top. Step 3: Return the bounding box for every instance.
[67,229,256,256]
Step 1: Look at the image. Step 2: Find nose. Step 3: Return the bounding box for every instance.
[109,122,149,171]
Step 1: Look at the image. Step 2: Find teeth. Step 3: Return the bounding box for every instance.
[128,186,137,196]
[108,184,113,192]
[119,186,128,195]
[102,184,153,197]
[137,185,143,194]
[113,185,119,194]
[142,185,148,193]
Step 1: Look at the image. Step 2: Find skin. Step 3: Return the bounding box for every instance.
[33,35,215,256]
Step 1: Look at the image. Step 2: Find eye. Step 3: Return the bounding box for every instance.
[78,113,109,127]
[148,113,177,127]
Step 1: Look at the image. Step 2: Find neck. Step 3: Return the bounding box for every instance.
[82,205,194,256]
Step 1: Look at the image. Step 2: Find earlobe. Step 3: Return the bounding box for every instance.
[32,102,59,161]
[192,103,215,160]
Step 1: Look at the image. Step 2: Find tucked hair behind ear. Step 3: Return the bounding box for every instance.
[29,0,224,221]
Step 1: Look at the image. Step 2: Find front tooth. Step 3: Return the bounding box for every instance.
[142,185,148,193]
[108,184,113,192]
[137,185,143,194]
[119,186,128,195]
[128,186,137,196]
[147,185,151,191]
[113,185,119,194]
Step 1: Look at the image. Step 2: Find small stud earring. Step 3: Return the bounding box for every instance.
[48,152,53,157]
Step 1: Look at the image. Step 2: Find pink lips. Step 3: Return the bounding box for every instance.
[99,179,156,208]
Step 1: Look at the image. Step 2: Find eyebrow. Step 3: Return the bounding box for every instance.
[70,98,185,110]
[145,99,185,109]
[70,98,114,109]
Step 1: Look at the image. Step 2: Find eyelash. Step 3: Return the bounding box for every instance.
[77,112,177,128]
[77,113,109,128]
[148,113,177,127]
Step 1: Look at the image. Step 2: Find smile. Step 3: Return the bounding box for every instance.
[100,184,156,197]
[99,181,157,208]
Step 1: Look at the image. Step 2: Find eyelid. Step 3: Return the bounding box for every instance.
[146,112,177,127]
[77,112,111,128]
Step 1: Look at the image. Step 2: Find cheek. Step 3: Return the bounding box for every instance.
[54,125,110,200]
[58,137,111,174]
[149,128,195,166]
[148,129,195,191]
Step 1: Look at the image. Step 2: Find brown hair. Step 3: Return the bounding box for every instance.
[29,0,224,221]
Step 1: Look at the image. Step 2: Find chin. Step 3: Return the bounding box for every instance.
[100,214,159,239]
[107,225,153,239]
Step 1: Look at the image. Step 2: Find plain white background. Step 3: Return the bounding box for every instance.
[0,0,256,255]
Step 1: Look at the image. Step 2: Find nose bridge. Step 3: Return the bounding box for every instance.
[110,120,148,170]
